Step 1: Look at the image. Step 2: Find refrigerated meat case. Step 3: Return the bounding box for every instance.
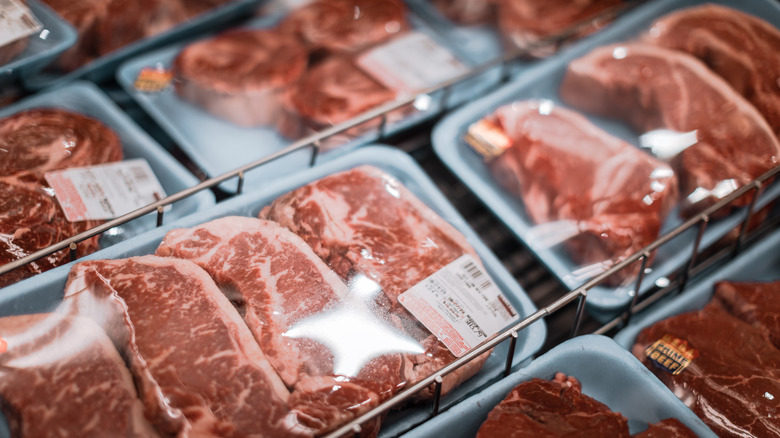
[1,1,779,436]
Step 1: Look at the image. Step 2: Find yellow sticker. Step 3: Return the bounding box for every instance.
[134,67,173,93]
[464,118,513,161]
[644,334,699,375]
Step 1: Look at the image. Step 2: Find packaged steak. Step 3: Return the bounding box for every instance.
[560,42,780,216]
[477,372,696,437]
[464,99,677,285]
[0,313,159,437]
[0,108,123,288]
[642,4,780,139]
[0,0,35,66]
[632,280,780,438]
[41,0,234,72]
[173,27,309,127]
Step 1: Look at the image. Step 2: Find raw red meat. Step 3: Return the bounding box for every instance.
[643,4,780,138]
[280,56,399,141]
[0,313,158,437]
[0,38,27,66]
[632,305,780,438]
[476,373,630,437]
[156,217,395,434]
[497,0,620,54]
[173,28,308,127]
[0,108,123,174]
[560,43,780,215]
[0,172,101,289]
[478,100,677,283]
[430,0,496,25]
[710,280,780,350]
[634,418,698,438]
[260,166,492,397]
[63,255,314,437]
[279,0,409,53]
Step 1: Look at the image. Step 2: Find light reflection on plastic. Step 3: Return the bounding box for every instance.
[655,277,670,288]
[413,94,432,111]
[765,392,775,401]
[642,194,654,206]
[39,29,50,40]
[385,21,402,34]
[383,176,401,199]
[639,129,698,159]
[285,274,423,377]
[612,46,628,60]
[687,179,738,205]
[537,100,554,116]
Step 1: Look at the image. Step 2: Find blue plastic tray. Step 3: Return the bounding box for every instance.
[0,0,76,80]
[614,228,780,349]
[116,11,499,194]
[402,334,715,437]
[0,81,215,292]
[432,0,780,322]
[0,145,545,438]
[20,0,263,90]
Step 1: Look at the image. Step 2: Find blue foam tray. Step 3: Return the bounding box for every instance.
[432,0,780,322]
[0,80,215,293]
[116,10,501,194]
[20,0,263,90]
[0,0,77,80]
[0,145,546,438]
[402,334,715,437]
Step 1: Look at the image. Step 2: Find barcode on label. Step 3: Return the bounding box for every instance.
[462,260,495,292]
[20,12,36,29]
[130,165,150,183]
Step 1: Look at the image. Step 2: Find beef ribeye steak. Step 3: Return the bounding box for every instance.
[173,28,308,127]
[0,172,102,289]
[63,255,313,437]
[710,280,780,350]
[0,313,157,437]
[476,372,631,437]
[479,100,677,284]
[632,305,780,437]
[156,216,395,434]
[0,108,123,174]
[643,4,780,138]
[560,43,780,215]
[260,165,492,397]
[279,0,409,53]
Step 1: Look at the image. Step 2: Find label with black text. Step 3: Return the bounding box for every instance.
[0,0,42,48]
[45,159,166,222]
[398,254,518,357]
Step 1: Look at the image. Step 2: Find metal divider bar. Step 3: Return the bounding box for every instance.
[734,181,762,255]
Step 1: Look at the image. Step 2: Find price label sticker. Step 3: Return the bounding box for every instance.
[45,159,167,222]
[134,66,173,93]
[357,32,469,95]
[398,254,518,357]
[0,0,42,48]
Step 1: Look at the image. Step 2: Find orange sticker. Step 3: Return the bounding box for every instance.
[464,118,513,161]
[644,334,699,375]
[134,67,173,93]
[0,337,7,354]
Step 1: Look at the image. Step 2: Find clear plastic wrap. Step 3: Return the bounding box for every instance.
[0,313,158,437]
[466,99,678,285]
[632,280,780,438]
[0,158,526,437]
[560,40,780,216]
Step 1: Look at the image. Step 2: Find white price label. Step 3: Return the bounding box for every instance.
[356,31,469,95]
[398,254,518,357]
[0,0,42,48]
[45,159,167,222]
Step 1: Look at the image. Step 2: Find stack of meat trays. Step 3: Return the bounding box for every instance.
[431,0,780,322]
[405,0,627,66]
[0,0,76,81]
[20,0,262,90]
[0,146,545,437]
[614,228,780,437]
[115,0,492,195]
[0,81,214,296]
[404,334,714,437]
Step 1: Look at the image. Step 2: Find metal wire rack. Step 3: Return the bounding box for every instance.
[2,1,778,436]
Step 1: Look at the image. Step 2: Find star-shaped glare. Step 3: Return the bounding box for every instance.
[284,275,424,377]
